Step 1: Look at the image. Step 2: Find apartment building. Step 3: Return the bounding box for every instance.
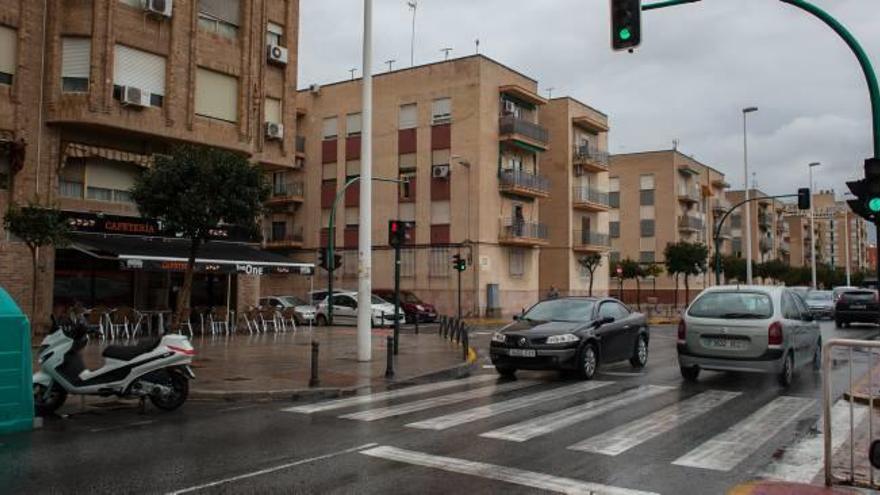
[0,0,301,326]
[783,191,871,272]
[726,190,790,265]
[608,149,730,303]
[291,55,609,316]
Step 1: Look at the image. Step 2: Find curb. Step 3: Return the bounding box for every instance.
[727,481,864,494]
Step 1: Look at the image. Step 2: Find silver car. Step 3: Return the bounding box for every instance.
[677,286,821,387]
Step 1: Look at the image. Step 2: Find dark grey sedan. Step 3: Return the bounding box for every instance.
[489,297,649,380]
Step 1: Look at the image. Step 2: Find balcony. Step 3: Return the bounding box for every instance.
[716,224,733,239]
[678,215,704,233]
[779,240,791,253]
[572,145,609,173]
[759,237,774,253]
[572,230,611,252]
[295,136,306,156]
[572,187,610,211]
[266,181,304,208]
[499,220,549,247]
[677,188,702,205]
[758,213,772,230]
[498,169,550,199]
[264,228,304,250]
[711,198,731,213]
[678,164,701,176]
[499,115,549,151]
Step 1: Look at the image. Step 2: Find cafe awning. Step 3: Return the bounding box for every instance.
[69,233,314,276]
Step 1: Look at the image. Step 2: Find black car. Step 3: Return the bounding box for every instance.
[835,290,880,328]
[489,297,649,380]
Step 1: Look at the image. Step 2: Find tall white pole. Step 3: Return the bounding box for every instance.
[844,208,851,286]
[809,163,818,290]
[357,0,374,362]
[409,1,417,67]
[743,110,754,284]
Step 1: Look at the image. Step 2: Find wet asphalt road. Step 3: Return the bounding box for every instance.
[2,321,878,495]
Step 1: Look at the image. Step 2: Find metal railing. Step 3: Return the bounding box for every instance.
[499,115,549,145]
[712,198,731,211]
[759,213,773,228]
[500,220,548,241]
[295,135,306,153]
[573,230,610,248]
[572,186,610,207]
[272,181,304,198]
[678,215,704,231]
[678,188,701,202]
[572,145,609,167]
[759,237,773,252]
[498,169,550,194]
[265,227,304,245]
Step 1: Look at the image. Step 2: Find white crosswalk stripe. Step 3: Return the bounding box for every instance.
[406,380,613,431]
[360,445,659,495]
[282,375,498,414]
[568,390,741,456]
[338,380,541,422]
[480,385,674,442]
[672,396,816,471]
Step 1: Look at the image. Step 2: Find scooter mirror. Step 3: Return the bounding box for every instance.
[871,440,880,470]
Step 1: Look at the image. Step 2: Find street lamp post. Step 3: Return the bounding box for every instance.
[809,162,821,289]
[742,107,758,284]
[357,0,374,362]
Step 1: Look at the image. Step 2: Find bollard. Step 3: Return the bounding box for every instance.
[385,335,395,378]
[462,327,469,361]
[455,319,463,344]
[441,316,447,338]
[308,341,320,387]
[414,316,419,335]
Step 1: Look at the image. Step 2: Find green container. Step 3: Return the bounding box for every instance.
[0,287,33,434]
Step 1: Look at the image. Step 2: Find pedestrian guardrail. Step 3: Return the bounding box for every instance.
[438,315,471,361]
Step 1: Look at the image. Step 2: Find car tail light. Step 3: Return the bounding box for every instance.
[677,320,686,341]
[768,322,783,346]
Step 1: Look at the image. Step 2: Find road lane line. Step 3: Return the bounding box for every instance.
[406,381,613,431]
[89,420,156,433]
[360,445,659,495]
[339,380,540,421]
[568,390,741,455]
[760,400,869,483]
[672,396,816,471]
[166,443,379,494]
[282,375,498,413]
[480,385,673,442]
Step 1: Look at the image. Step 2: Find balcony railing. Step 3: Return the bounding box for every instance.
[678,215,704,232]
[264,227,304,249]
[573,230,611,251]
[271,181,304,198]
[758,213,772,229]
[677,188,701,204]
[572,145,609,171]
[499,219,549,246]
[711,198,731,212]
[572,187,610,209]
[499,115,549,147]
[498,169,550,197]
[295,136,306,154]
[759,237,774,252]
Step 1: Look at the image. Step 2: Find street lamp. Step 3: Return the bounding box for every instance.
[742,106,758,284]
[357,0,374,362]
[809,162,821,289]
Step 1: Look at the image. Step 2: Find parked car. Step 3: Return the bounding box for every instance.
[835,289,880,328]
[489,297,649,380]
[314,291,405,327]
[789,286,811,301]
[373,289,437,323]
[259,296,316,325]
[309,289,343,304]
[677,286,821,387]
[804,290,834,320]
[833,286,861,303]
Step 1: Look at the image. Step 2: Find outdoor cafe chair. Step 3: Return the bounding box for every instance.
[85,306,111,340]
[169,308,194,338]
[108,307,141,340]
[259,308,282,333]
[192,306,210,335]
[209,307,231,335]
[279,308,298,334]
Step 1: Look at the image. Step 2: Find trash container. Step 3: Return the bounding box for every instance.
[0,287,34,433]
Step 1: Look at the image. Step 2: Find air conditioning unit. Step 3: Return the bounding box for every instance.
[309,83,321,95]
[144,0,172,17]
[120,86,150,108]
[265,122,284,140]
[432,164,450,179]
[502,100,516,115]
[267,44,288,66]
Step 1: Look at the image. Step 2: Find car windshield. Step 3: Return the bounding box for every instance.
[842,291,876,302]
[688,291,773,319]
[280,296,307,307]
[806,291,832,302]
[371,295,388,304]
[522,299,596,323]
[401,292,421,304]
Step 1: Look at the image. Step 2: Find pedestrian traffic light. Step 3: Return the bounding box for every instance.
[452,254,466,272]
[317,248,342,271]
[333,253,343,271]
[610,0,642,51]
[388,220,415,248]
[846,158,880,222]
[797,188,811,210]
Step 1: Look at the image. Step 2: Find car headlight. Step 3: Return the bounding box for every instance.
[546,334,580,345]
[491,332,507,343]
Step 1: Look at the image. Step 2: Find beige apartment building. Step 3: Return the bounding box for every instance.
[783,191,871,272]
[726,190,790,265]
[291,55,610,316]
[0,0,302,327]
[608,149,730,304]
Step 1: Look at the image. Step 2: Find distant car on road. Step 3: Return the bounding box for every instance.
[677,286,821,388]
[833,286,861,303]
[314,291,405,327]
[804,290,834,320]
[489,297,649,380]
[373,289,437,323]
[259,296,316,324]
[789,286,811,301]
[834,289,880,328]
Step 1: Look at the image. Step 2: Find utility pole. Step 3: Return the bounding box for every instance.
[742,107,758,284]
[809,162,821,289]
[407,1,417,67]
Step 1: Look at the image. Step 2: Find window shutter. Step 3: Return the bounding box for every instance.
[62,38,91,78]
[432,98,451,122]
[265,97,281,124]
[0,26,16,75]
[346,113,362,135]
[199,0,241,26]
[345,160,360,177]
[114,45,166,95]
[195,68,238,122]
[86,159,140,191]
[322,117,338,139]
[267,22,283,36]
[399,104,417,129]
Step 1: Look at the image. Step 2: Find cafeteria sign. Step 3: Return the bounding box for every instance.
[123,259,294,275]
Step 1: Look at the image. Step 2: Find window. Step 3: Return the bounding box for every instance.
[610,221,620,238]
[608,191,620,208]
[732,238,742,254]
[199,0,240,38]
[343,251,358,277]
[346,113,362,136]
[271,221,286,241]
[609,177,620,193]
[400,249,415,277]
[87,187,112,201]
[0,26,15,85]
[59,159,85,198]
[640,219,655,237]
[610,251,620,264]
[345,160,360,178]
[639,251,655,263]
[0,154,9,189]
[432,98,451,125]
[322,117,338,139]
[429,247,450,278]
[322,162,336,180]
[431,201,450,224]
[266,22,283,46]
[639,174,655,190]
[731,214,742,229]
[61,37,90,93]
[114,45,166,106]
[509,248,525,277]
[264,97,281,124]
[399,103,417,129]
[195,68,238,122]
[399,171,416,201]
[83,159,140,204]
[599,302,629,320]
[639,189,654,206]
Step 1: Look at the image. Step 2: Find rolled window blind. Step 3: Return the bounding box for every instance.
[196,68,238,122]
[62,37,91,78]
[0,26,17,75]
[265,97,281,124]
[114,45,166,95]
[199,0,241,26]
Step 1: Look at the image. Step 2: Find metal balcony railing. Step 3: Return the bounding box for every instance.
[711,198,731,211]
[573,230,611,248]
[271,181,304,199]
[499,115,549,145]
[499,169,550,195]
[678,188,701,203]
[758,213,772,228]
[759,237,773,252]
[572,187,609,207]
[295,136,306,153]
[500,220,548,241]
[265,227,304,245]
[572,145,609,167]
[678,215,704,231]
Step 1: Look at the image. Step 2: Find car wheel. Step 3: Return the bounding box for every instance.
[577,343,599,381]
[680,366,700,382]
[779,353,795,388]
[835,319,843,329]
[495,366,516,378]
[34,382,67,416]
[629,334,648,369]
[813,340,822,371]
[316,315,328,327]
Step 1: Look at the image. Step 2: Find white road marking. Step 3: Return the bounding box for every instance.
[599,371,645,377]
[406,381,613,431]
[480,385,673,442]
[360,445,659,495]
[282,375,498,413]
[339,380,540,421]
[672,396,816,471]
[90,420,156,433]
[166,443,378,494]
[568,390,741,456]
[760,400,869,483]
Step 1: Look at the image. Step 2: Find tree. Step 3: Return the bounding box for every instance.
[3,203,70,318]
[131,145,269,322]
[721,255,746,283]
[620,258,642,310]
[665,242,709,308]
[642,263,664,296]
[577,253,603,296]
[759,259,789,283]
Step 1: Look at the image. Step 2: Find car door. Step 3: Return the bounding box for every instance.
[791,291,819,365]
[612,302,640,357]
[596,302,627,362]
[779,292,803,365]
[330,295,355,325]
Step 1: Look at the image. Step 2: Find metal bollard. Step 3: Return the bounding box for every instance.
[455,319,463,344]
[441,316,447,338]
[462,327,469,361]
[385,335,395,378]
[308,341,320,387]
[415,316,420,335]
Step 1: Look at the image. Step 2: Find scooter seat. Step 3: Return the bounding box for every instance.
[102,338,162,361]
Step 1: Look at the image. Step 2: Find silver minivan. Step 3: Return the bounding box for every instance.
[677,286,821,387]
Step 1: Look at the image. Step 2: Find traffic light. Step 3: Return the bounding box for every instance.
[317,248,343,271]
[846,158,880,222]
[317,248,328,271]
[333,253,343,271]
[452,254,466,272]
[388,220,415,248]
[610,0,642,51]
[797,188,811,210]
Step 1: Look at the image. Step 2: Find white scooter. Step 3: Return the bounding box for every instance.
[33,319,196,415]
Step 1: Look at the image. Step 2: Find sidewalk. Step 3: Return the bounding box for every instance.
[727,481,865,494]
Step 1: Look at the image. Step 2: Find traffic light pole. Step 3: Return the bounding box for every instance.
[393,243,401,355]
[457,264,462,320]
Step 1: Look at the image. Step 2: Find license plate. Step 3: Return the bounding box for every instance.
[509,349,536,357]
[851,305,866,310]
[704,338,747,350]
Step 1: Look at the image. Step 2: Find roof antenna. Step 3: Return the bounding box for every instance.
[441,47,453,60]
[546,87,554,99]
[475,38,480,55]
[672,139,679,151]
[348,68,357,80]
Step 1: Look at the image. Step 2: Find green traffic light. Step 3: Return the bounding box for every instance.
[619,28,632,41]
[870,197,880,213]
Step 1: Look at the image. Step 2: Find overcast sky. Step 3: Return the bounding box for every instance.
[298,0,880,200]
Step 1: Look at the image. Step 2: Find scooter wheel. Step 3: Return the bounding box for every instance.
[34,383,68,416]
[148,370,189,411]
